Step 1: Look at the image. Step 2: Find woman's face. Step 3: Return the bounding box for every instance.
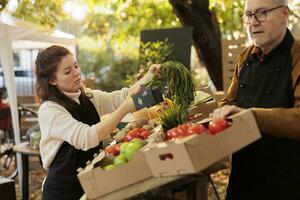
[50,54,82,93]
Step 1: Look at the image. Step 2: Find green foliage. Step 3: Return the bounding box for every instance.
[97,57,139,92]
[74,0,180,91]
[158,101,187,132]
[76,36,113,81]
[83,0,180,57]
[12,0,67,30]
[125,39,174,86]
[210,0,245,37]
[140,39,174,72]
[84,0,179,40]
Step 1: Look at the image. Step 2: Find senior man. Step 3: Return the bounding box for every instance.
[211,0,300,199]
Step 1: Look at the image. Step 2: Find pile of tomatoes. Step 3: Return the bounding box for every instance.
[166,119,230,140]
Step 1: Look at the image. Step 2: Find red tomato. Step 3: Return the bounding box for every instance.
[166,128,182,140]
[127,128,140,136]
[140,130,150,139]
[137,128,147,133]
[124,133,142,142]
[178,124,191,136]
[208,119,230,135]
[189,124,206,135]
[124,128,143,142]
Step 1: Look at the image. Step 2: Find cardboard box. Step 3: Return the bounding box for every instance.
[213,91,225,102]
[187,100,217,122]
[77,151,152,199]
[143,109,261,177]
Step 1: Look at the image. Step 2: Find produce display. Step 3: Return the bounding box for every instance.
[81,60,222,179]
[124,128,150,142]
[78,109,260,199]
[102,119,159,171]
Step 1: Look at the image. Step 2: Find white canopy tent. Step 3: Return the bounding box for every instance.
[0,13,76,198]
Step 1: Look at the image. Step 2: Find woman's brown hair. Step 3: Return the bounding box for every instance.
[35,45,84,110]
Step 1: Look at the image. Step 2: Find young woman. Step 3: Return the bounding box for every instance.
[35,45,160,200]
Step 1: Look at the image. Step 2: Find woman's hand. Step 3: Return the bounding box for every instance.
[210,105,244,120]
[128,64,162,97]
[147,64,162,79]
[143,64,162,82]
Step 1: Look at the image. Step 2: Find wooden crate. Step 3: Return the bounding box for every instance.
[222,37,246,92]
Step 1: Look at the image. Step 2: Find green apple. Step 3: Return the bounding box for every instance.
[125,142,142,161]
[114,154,127,166]
[120,142,129,154]
[103,164,115,171]
[130,138,144,146]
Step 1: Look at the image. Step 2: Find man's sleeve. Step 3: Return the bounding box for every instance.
[251,42,300,139]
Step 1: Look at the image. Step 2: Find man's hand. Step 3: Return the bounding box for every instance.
[210,105,244,120]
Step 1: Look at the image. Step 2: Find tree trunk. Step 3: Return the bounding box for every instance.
[0,0,8,11]
[169,0,223,90]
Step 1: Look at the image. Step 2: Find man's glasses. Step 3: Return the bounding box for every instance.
[241,5,284,24]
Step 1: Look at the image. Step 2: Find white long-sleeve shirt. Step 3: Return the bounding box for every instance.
[38,88,128,170]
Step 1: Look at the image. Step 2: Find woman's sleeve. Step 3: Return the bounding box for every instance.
[38,102,100,151]
[92,87,129,116]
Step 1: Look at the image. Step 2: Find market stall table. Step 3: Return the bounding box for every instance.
[13,142,40,200]
[80,172,210,200]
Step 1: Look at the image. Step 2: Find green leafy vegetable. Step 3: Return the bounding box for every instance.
[146,60,195,110]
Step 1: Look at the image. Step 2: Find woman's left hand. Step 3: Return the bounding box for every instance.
[147,64,162,79]
[129,64,162,97]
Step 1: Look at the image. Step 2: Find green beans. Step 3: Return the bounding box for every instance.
[146,61,195,110]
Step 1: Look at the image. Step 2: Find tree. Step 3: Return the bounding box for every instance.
[168,0,221,90]
[12,0,67,30]
[168,0,244,90]
[83,0,244,90]
[210,0,244,37]
[2,0,246,90]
